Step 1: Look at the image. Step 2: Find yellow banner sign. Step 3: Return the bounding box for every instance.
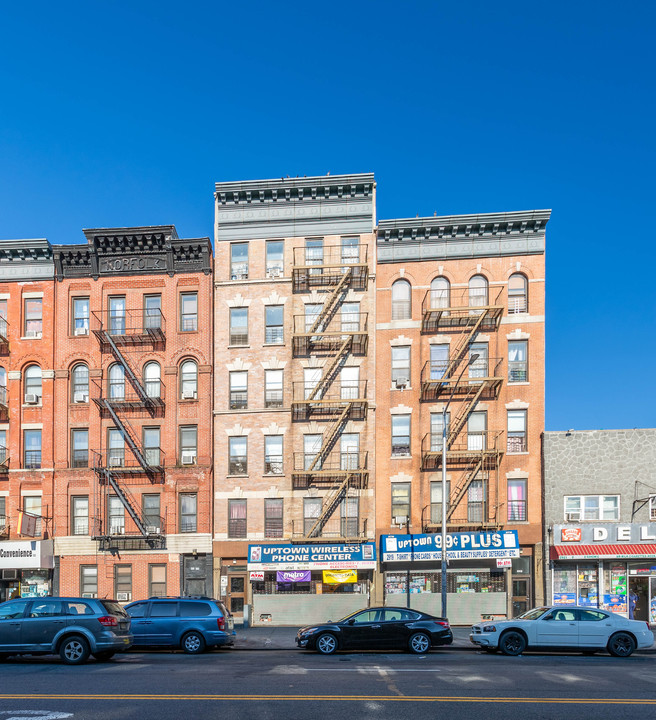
[322,569,357,584]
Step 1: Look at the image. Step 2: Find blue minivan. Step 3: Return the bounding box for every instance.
[125,597,235,654]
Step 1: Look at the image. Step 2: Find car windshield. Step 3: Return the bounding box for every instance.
[335,610,367,623]
[516,606,550,620]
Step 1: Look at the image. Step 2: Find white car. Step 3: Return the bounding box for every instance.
[470,606,654,657]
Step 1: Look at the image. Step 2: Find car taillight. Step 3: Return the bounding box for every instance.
[98,616,118,627]
[435,621,450,628]
[217,616,225,631]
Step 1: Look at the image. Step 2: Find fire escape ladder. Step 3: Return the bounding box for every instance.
[446,458,484,522]
[442,312,487,380]
[101,330,154,414]
[307,268,352,336]
[307,337,352,402]
[446,383,488,447]
[100,399,152,476]
[305,476,350,539]
[307,404,351,473]
[98,468,148,537]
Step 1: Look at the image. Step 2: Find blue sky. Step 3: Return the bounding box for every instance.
[1,1,654,431]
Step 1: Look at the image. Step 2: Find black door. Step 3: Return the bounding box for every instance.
[183,555,207,596]
[21,599,66,649]
[340,609,384,649]
[0,600,26,651]
[379,608,417,649]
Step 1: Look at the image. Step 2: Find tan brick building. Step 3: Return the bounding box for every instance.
[213,175,377,625]
[374,211,549,623]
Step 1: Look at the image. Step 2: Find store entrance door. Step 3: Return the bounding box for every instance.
[512,577,531,617]
[630,578,649,621]
[226,570,246,621]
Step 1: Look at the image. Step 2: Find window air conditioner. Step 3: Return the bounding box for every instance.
[2,569,18,580]
[74,392,88,403]
[394,377,408,389]
[24,393,39,404]
[25,330,42,339]
[146,525,161,534]
[116,592,131,602]
[232,272,247,280]
[81,593,97,599]
[109,455,123,467]
[111,526,125,535]
[565,512,581,522]
[182,389,197,400]
[393,515,409,526]
[267,267,282,278]
[181,452,197,465]
[74,327,89,336]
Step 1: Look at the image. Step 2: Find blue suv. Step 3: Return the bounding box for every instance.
[125,597,235,654]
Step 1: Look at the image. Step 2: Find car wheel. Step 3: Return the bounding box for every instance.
[316,633,338,655]
[181,631,206,654]
[59,635,91,665]
[607,632,636,658]
[408,632,431,654]
[92,651,116,661]
[498,631,526,656]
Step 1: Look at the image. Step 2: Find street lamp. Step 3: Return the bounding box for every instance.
[441,352,479,619]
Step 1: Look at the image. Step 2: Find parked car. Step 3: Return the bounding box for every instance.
[125,596,235,653]
[296,606,453,655]
[470,605,655,657]
[0,596,132,664]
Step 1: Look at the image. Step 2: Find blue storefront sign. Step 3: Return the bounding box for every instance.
[380,531,520,562]
[248,542,376,570]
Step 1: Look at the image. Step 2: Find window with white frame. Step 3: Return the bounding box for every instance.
[264,369,283,407]
[507,410,527,453]
[391,346,410,386]
[508,340,528,382]
[264,435,283,475]
[229,371,248,409]
[508,273,528,313]
[651,495,656,521]
[564,495,619,521]
[265,305,284,344]
[391,415,411,456]
[266,241,284,277]
[180,360,198,399]
[430,480,450,524]
[391,280,411,320]
[230,243,249,280]
[507,479,527,522]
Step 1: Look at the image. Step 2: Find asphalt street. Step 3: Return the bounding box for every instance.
[0,645,655,720]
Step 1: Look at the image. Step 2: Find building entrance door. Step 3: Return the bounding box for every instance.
[512,577,531,617]
[630,577,649,621]
[182,555,207,597]
[226,570,246,620]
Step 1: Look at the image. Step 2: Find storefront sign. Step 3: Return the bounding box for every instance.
[248,543,376,570]
[249,571,264,582]
[554,524,656,544]
[496,558,512,568]
[276,570,311,583]
[323,569,357,584]
[380,531,519,562]
[0,540,54,569]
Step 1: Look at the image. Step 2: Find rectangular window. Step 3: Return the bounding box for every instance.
[341,496,359,537]
[564,495,619,521]
[228,499,247,538]
[507,410,527,453]
[230,243,249,279]
[24,429,42,469]
[229,307,248,346]
[264,369,283,408]
[651,496,656,521]
[468,479,487,522]
[229,436,247,475]
[341,236,360,264]
[266,241,284,277]
[0,497,5,533]
[179,493,197,533]
[71,495,89,535]
[391,415,411,456]
[391,483,410,522]
[142,494,161,532]
[305,238,324,272]
[304,497,322,536]
[468,411,487,451]
[23,495,42,535]
[304,367,322,400]
[265,305,284,344]
[72,297,90,335]
[0,299,7,340]
[340,433,360,470]
[229,371,248,409]
[430,344,448,380]
[108,428,124,467]
[24,297,43,336]
[507,479,527,522]
[108,496,125,534]
[341,302,360,333]
[80,565,98,597]
[391,346,410,386]
[179,425,198,464]
[114,565,132,600]
[71,428,89,468]
[469,343,489,380]
[0,429,6,465]
[304,303,322,332]
[264,498,283,538]
[430,412,450,451]
[149,564,167,598]
[303,434,322,470]
[144,295,162,330]
[430,481,450,524]
[180,292,198,332]
[340,366,359,400]
[108,296,126,335]
[508,340,528,382]
[264,435,283,475]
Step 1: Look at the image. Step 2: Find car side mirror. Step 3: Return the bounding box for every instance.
[347,618,355,625]
[543,615,553,621]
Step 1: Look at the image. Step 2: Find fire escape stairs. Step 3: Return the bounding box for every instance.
[446,457,485,522]
[98,467,148,537]
[304,475,350,539]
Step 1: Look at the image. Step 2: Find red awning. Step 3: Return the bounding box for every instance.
[551,544,656,560]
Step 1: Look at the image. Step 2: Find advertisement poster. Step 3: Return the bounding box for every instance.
[603,595,627,614]
[553,592,576,605]
[323,569,357,584]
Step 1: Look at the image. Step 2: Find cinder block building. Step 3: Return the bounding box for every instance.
[374,211,549,624]
[213,175,377,625]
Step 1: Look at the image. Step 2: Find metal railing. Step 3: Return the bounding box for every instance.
[507,435,528,453]
[265,327,284,344]
[292,518,368,541]
[508,362,528,382]
[91,308,165,339]
[229,330,249,346]
[292,452,368,472]
[71,449,89,469]
[228,456,248,475]
[264,389,283,408]
[229,391,248,409]
[264,457,283,475]
[24,450,42,469]
[92,448,165,472]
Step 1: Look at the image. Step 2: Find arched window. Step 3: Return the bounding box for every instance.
[108,363,125,400]
[143,362,161,398]
[508,273,528,314]
[24,365,42,402]
[392,279,412,320]
[180,360,198,399]
[430,276,450,309]
[71,363,89,402]
[468,274,488,309]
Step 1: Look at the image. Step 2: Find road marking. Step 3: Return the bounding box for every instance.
[0,713,73,720]
[0,695,654,705]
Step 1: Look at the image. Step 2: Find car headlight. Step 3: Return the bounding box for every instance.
[482,625,496,632]
[302,627,320,635]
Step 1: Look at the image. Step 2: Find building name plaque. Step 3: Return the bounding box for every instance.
[99,255,167,274]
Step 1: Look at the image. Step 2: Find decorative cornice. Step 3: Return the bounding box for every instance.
[0,239,55,281]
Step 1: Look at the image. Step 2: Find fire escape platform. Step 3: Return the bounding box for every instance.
[420,374,503,402]
[291,398,368,422]
[292,331,368,357]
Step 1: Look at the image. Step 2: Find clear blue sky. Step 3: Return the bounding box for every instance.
[1,2,654,431]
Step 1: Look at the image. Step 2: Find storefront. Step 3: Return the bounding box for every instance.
[551,523,656,622]
[247,542,377,626]
[0,540,54,602]
[380,530,520,625]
